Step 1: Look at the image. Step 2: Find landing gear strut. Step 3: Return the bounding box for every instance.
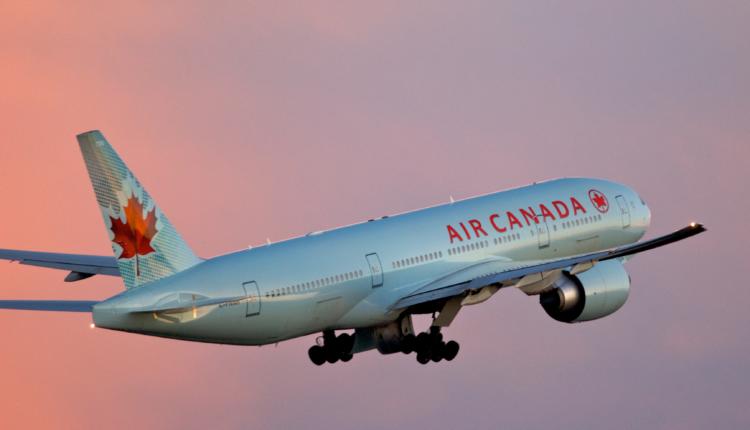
[402,326,459,364]
[308,330,355,366]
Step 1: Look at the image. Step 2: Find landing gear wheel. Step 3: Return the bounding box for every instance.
[416,352,430,365]
[416,332,430,353]
[325,347,339,364]
[401,334,416,354]
[443,341,459,361]
[430,342,445,362]
[340,352,353,362]
[308,345,326,366]
[429,326,443,344]
[337,333,355,353]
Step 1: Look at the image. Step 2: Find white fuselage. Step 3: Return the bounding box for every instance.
[92,178,651,345]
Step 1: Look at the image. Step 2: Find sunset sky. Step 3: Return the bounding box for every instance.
[1,1,748,429]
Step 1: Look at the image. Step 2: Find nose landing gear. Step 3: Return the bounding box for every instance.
[308,330,355,366]
[404,326,459,364]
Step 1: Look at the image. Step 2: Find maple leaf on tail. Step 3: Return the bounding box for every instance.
[110,195,158,277]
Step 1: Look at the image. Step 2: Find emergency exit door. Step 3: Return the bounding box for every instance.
[365,253,383,288]
[615,195,631,228]
[242,281,261,317]
[537,219,550,248]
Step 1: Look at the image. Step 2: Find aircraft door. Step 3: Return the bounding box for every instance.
[537,219,550,248]
[615,195,631,228]
[365,253,384,288]
[242,281,261,317]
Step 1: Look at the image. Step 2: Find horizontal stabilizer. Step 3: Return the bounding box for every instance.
[0,249,119,278]
[0,300,98,312]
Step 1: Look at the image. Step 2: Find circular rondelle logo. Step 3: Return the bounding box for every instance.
[588,189,609,213]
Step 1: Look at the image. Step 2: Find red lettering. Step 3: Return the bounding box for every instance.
[468,219,488,237]
[539,203,556,221]
[571,197,587,215]
[519,207,539,226]
[447,225,463,243]
[489,213,507,233]
[459,222,471,239]
[552,200,569,218]
[507,211,523,230]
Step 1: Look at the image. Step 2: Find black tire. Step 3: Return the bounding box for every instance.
[443,341,460,361]
[340,353,353,362]
[429,330,443,344]
[430,342,445,362]
[416,352,430,365]
[401,334,416,354]
[416,332,430,353]
[337,333,354,353]
[308,345,326,366]
[325,347,339,364]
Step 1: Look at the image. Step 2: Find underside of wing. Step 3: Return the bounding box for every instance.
[392,223,706,311]
[0,300,98,312]
[0,249,119,281]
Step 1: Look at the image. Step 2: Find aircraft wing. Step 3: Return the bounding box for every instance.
[0,300,98,312]
[0,249,119,281]
[391,223,706,310]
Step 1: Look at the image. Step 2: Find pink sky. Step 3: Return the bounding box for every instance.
[1,1,748,428]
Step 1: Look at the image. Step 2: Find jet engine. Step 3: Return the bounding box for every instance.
[540,260,630,323]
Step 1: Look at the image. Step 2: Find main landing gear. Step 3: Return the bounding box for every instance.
[400,326,459,365]
[308,330,355,366]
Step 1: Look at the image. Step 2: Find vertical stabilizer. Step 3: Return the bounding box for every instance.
[77,130,201,289]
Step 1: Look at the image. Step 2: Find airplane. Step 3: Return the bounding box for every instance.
[0,131,705,365]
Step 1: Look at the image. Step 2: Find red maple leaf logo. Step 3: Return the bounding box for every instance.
[110,195,158,276]
[588,189,609,213]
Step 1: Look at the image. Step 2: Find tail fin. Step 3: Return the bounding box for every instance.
[77,130,201,289]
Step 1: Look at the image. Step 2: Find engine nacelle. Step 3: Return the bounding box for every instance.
[540,260,630,323]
